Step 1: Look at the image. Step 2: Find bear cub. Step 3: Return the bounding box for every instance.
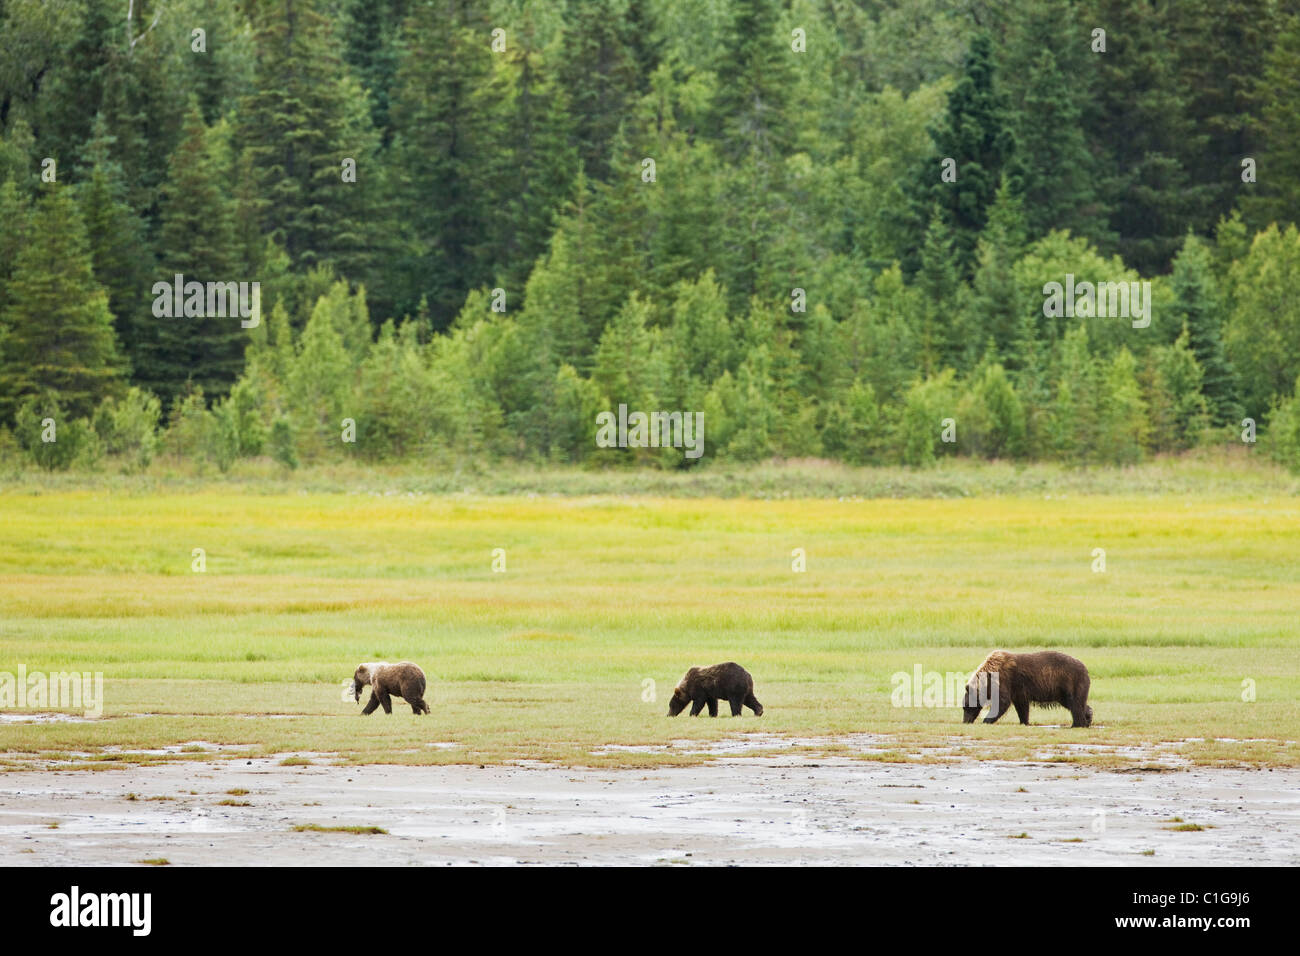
[668,662,763,717]
[351,661,430,715]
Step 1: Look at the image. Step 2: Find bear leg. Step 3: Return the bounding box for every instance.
[406,696,427,715]
[689,698,705,717]
[1013,697,1030,725]
[378,690,393,714]
[361,691,381,715]
[728,696,743,716]
[706,698,718,717]
[745,692,763,716]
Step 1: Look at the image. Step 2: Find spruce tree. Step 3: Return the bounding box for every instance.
[1082,0,1211,273]
[1174,0,1274,230]
[911,33,1019,278]
[998,0,1110,248]
[149,104,243,405]
[964,178,1028,364]
[558,0,640,183]
[238,0,379,276]
[0,187,124,421]
[77,114,155,382]
[1168,234,1240,426]
[387,0,494,325]
[478,13,577,299]
[0,177,31,319]
[915,207,963,376]
[343,0,408,142]
[1244,11,1300,230]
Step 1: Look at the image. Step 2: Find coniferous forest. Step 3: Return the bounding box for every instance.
[3,0,1300,474]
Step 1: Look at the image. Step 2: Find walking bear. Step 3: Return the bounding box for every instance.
[962,650,1092,727]
[668,662,763,717]
[351,661,429,715]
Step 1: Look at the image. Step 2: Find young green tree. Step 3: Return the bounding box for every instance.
[1141,328,1209,453]
[1225,224,1300,419]
[1168,234,1239,426]
[963,178,1028,363]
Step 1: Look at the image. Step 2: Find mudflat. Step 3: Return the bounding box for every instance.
[2,756,1295,866]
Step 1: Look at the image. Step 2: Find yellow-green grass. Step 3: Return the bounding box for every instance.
[1,490,1297,770]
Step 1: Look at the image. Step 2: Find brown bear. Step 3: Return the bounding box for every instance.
[351,662,429,715]
[962,650,1092,727]
[668,662,763,717]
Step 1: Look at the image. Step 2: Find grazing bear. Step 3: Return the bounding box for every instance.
[668,662,763,717]
[962,650,1092,727]
[351,662,429,715]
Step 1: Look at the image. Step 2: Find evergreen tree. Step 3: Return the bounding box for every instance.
[77,114,155,382]
[1224,224,1300,418]
[238,0,380,276]
[915,207,963,375]
[558,0,640,183]
[1243,11,1300,230]
[479,13,577,299]
[1082,0,1211,273]
[0,176,31,319]
[149,103,242,404]
[999,1,1110,247]
[0,187,124,420]
[388,0,494,325]
[910,33,1019,277]
[1174,0,1274,229]
[964,178,1028,363]
[1051,323,1100,463]
[343,0,409,141]
[709,0,795,163]
[708,0,802,311]
[1168,234,1240,426]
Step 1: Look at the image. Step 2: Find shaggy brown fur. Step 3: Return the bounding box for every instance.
[352,662,429,715]
[962,650,1092,727]
[668,662,763,717]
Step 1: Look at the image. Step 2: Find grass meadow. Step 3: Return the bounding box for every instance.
[2,462,1298,770]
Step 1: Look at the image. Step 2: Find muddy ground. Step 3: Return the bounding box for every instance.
[1,749,1296,865]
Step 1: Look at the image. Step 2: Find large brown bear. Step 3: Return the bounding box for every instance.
[962,650,1092,727]
[668,662,763,717]
[351,662,429,715]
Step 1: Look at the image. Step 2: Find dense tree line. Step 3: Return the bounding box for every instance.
[3,0,1300,472]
